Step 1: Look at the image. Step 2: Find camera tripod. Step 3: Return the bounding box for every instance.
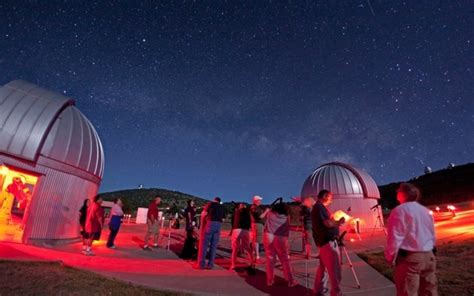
[304,233,361,290]
[338,233,361,289]
[370,205,387,237]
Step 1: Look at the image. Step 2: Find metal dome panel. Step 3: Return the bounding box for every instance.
[41,106,105,178]
[301,162,380,199]
[0,80,72,161]
[0,80,104,178]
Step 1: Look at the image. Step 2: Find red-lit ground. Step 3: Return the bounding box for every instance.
[347,209,474,252]
[0,222,396,296]
[1,209,472,295]
[433,209,474,243]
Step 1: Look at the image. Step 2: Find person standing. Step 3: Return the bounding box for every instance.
[230,203,254,270]
[83,194,104,256]
[143,196,161,250]
[263,202,297,287]
[385,183,437,296]
[312,190,345,296]
[79,199,90,253]
[301,196,317,259]
[106,198,124,249]
[250,195,264,260]
[197,197,224,269]
[180,200,198,259]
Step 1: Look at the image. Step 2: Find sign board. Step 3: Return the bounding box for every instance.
[136,207,148,224]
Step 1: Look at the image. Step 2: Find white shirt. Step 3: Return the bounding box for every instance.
[110,204,124,217]
[385,201,436,264]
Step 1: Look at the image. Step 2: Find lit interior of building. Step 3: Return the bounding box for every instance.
[0,165,38,242]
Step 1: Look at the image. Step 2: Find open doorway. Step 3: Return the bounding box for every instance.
[0,165,38,242]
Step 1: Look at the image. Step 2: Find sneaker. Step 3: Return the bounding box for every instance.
[152,243,159,248]
[143,245,151,250]
[86,250,95,256]
[288,279,298,287]
[81,250,89,255]
[107,245,116,249]
[192,264,205,270]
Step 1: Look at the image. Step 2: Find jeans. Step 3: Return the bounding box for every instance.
[107,225,120,247]
[198,221,222,268]
[314,240,342,296]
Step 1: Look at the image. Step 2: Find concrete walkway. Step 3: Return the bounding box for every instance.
[0,224,395,295]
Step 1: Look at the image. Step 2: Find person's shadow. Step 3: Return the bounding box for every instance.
[230,265,313,295]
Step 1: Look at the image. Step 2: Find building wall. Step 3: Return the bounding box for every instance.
[0,154,99,243]
[328,198,382,231]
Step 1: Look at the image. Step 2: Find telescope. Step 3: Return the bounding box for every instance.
[270,197,283,206]
[337,231,348,247]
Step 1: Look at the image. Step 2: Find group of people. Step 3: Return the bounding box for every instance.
[193,183,438,296]
[79,195,124,255]
[308,183,437,296]
[79,182,438,296]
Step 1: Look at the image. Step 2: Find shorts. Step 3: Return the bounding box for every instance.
[147,220,160,234]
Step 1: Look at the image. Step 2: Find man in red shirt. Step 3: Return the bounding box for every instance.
[82,194,104,256]
[143,196,161,249]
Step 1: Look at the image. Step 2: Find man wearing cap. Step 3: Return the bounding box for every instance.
[385,183,437,296]
[197,197,225,269]
[250,195,264,260]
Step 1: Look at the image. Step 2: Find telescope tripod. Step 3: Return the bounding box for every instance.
[339,243,361,289]
[370,206,387,237]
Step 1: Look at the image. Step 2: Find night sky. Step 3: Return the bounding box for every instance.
[1,1,472,201]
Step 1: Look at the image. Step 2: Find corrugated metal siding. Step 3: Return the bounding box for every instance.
[26,167,98,240]
[0,80,72,161]
[0,154,99,241]
[0,80,104,179]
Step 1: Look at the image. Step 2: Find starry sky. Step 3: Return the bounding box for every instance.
[1,1,473,201]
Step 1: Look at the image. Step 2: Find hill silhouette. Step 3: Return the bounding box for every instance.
[100,163,474,214]
[99,188,237,216]
[99,188,210,215]
[379,163,474,209]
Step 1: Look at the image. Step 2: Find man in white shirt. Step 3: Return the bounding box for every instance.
[385,183,437,296]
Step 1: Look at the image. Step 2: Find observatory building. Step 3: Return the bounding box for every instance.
[301,162,383,231]
[0,80,104,244]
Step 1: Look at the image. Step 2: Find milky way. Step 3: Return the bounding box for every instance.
[0,1,472,201]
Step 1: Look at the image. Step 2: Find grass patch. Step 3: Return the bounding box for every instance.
[358,239,474,296]
[0,260,190,296]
